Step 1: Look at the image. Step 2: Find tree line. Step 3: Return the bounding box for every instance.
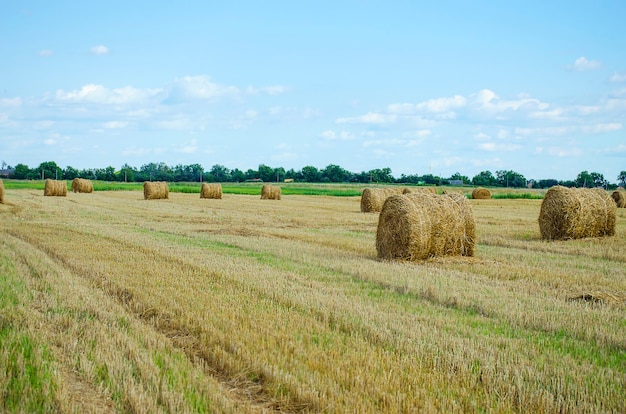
[5,161,626,189]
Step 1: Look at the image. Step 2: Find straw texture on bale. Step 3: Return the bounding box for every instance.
[200,183,223,199]
[261,184,281,200]
[402,187,438,195]
[0,179,4,204]
[376,192,476,261]
[44,179,67,197]
[538,186,616,240]
[360,188,403,212]
[71,178,93,193]
[471,187,491,199]
[611,188,625,208]
[143,181,169,200]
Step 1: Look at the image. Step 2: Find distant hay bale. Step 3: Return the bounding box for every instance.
[200,183,222,199]
[471,187,491,199]
[0,179,4,204]
[44,179,67,197]
[538,186,616,240]
[71,178,93,193]
[143,181,169,200]
[376,192,476,261]
[261,184,281,200]
[402,187,438,195]
[611,188,625,208]
[360,188,403,212]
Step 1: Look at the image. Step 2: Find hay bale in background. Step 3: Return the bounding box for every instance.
[143,181,169,200]
[611,188,625,208]
[44,179,67,197]
[71,178,94,193]
[376,192,476,261]
[538,186,616,240]
[261,184,281,200]
[200,183,223,199]
[471,187,491,199]
[0,179,4,204]
[403,187,438,195]
[360,188,403,212]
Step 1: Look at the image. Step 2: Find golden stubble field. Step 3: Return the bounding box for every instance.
[1,188,625,413]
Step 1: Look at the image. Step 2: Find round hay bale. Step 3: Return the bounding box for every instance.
[376,192,476,261]
[200,183,223,199]
[402,187,438,195]
[360,188,403,212]
[261,184,281,200]
[538,186,616,240]
[143,181,169,200]
[71,178,94,193]
[471,187,491,199]
[0,179,4,204]
[611,189,625,208]
[44,179,67,197]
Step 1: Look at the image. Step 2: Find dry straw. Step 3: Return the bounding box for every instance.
[200,183,223,199]
[261,184,281,200]
[611,188,625,208]
[376,192,476,261]
[360,188,403,212]
[44,179,67,197]
[538,186,616,240]
[402,187,438,195]
[471,187,491,199]
[143,181,169,200]
[0,178,4,204]
[71,178,94,193]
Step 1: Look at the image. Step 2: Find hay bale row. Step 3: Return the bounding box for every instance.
[0,179,4,204]
[71,178,93,193]
[611,188,625,208]
[538,186,616,240]
[376,192,476,261]
[261,184,281,200]
[143,181,169,200]
[471,187,491,199]
[360,188,403,212]
[200,183,223,199]
[44,179,67,197]
[402,187,438,195]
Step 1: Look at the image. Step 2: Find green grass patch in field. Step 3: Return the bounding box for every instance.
[491,192,543,199]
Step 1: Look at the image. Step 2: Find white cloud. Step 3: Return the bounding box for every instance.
[472,89,549,113]
[0,97,22,107]
[581,123,622,134]
[478,142,522,152]
[166,76,239,103]
[55,84,162,105]
[246,85,288,95]
[609,72,626,83]
[175,140,198,154]
[547,146,584,157]
[90,45,109,55]
[321,130,355,140]
[568,56,601,71]
[103,121,129,129]
[336,112,397,124]
[38,49,54,57]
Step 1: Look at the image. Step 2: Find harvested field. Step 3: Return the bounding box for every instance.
[0,188,624,413]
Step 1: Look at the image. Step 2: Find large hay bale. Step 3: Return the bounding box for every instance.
[611,188,625,208]
[376,192,476,261]
[71,178,94,193]
[360,188,403,212]
[261,184,281,200]
[403,187,438,195]
[200,183,223,199]
[143,181,169,200]
[44,179,67,197]
[538,186,616,240]
[471,187,491,199]
[0,179,4,204]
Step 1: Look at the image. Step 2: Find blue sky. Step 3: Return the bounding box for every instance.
[1,1,625,181]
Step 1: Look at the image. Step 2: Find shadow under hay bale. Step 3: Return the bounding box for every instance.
[200,183,223,199]
[471,187,491,199]
[0,179,4,204]
[143,181,169,200]
[376,192,476,261]
[538,186,616,240]
[71,178,94,193]
[44,179,67,197]
[360,188,403,212]
[261,184,281,200]
[611,189,625,208]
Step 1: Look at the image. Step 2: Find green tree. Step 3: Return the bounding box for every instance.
[321,164,350,182]
[496,170,526,187]
[589,172,607,188]
[472,170,497,187]
[257,164,275,182]
[367,168,393,183]
[38,161,62,180]
[64,166,79,180]
[449,172,470,185]
[618,171,626,187]
[209,164,230,182]
[575,171,593,187]
[301,165,320,182]
[118,164,136,182]
[12,163,32,179]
